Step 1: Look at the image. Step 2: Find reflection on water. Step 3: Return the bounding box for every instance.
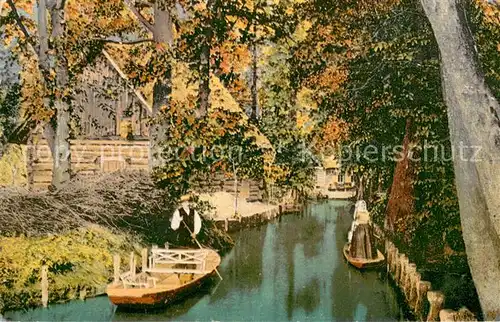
[5,200,403,321]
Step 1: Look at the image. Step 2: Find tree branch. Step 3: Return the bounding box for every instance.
[124,0,154,33]
[92,38,154,45]
[5,0,36,49]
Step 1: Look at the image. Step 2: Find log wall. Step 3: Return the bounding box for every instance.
[28,139,149,189]
[28,139,264,201]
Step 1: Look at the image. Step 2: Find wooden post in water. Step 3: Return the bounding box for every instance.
[409,270,420,310]
[416,280,432,320]
[41,265,48,308]
[129,252,136,277]
[141,248,148,272]
[113,254,120,285]
[440,308,477,321]
[399,255,409,287]
[386,242,394,273]
[427,291,445,321]
[405,263,416,301]
[391,247,399,276]
[394,251,402,281]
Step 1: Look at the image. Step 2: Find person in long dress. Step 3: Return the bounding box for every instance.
[349,210,377,259]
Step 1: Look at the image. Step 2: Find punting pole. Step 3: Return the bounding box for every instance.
[182,221,223,281]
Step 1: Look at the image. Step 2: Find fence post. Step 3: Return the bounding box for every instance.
[129,252,136,277]
[405,263,416,300]
[41,265,48,308]
[141,248,148,272]
[427,291,445,321]
[392,247,399,276]
[416,280,432,320]
[409,270,420,310]
[113,254,120,285]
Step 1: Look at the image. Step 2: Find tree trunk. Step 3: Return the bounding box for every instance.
[385,118,416,233]
[198,37,211,118]
[49,0,71,189]
[197,0,214,119]
[250,40,259,120]
[149,0,173,169]
[38,0,55,158]
[420,0,500,317]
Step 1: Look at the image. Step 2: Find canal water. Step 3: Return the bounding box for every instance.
[5,200,404,321]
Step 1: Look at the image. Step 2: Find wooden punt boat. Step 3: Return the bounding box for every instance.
[107,248,221,309]
[343,243,385,270]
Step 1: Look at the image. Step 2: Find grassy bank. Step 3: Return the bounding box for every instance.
[0,226,139,312]
[0,171,234,313]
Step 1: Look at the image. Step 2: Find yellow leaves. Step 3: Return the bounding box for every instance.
[497,43,500,52]
[373,41,391,52]
[293,20,312,41]
[193,1,207,12]
[474,0,500,25]
[244,0,254,11]
[216,42,251,74]
[0,145,28,186]
[14,0,34,16]
[297,87,317,110]
[260,44,280,63]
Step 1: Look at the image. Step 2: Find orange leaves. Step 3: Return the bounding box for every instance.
[306,66,347,93]
[314,117,348,152]
[474,0,500,26]
[215,42,251,74]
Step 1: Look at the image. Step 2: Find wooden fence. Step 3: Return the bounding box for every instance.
[385,241,477,321]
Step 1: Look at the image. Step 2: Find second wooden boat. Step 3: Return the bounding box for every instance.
[107,248,221,309]
[343,243,385,269]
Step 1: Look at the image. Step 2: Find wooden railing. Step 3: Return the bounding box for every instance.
[146,248,209,275]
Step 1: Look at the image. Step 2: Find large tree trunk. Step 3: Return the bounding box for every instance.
[50,1,71,189]
[420,0,500,317]
[385,118,416,233]
[149,0,173,169]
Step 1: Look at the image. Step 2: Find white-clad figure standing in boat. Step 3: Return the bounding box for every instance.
[347,200,378,260]
[171,202,202,238]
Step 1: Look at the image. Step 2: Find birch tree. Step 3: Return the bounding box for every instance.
[420,0,500,317]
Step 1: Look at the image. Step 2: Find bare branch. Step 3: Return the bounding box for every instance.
[124,0,155,33]
[5,0,36,49]
[93,38,154,45]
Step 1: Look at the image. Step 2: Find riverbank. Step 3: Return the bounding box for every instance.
[198,191,303,232]
[3,200,405,321]
[0,172,234,314]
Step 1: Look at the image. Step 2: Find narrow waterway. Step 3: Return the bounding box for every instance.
[5,200,404,321]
